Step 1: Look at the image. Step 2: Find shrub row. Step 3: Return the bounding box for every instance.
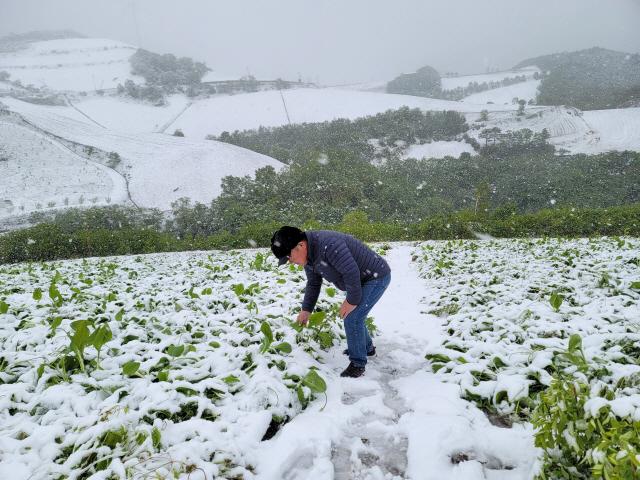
[1,205,638,265]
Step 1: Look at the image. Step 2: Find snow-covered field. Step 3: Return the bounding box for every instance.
[69,95,193,134]
[0,38,141,92]
[461,80,541,105]
[0,97,284,212]
[0,122,121,213]
[169,88,519,139]
[401,140,478,160]
[440,67,540,91]
[2,239,637,479]
[467,105,640,155]
[580,109,640,154]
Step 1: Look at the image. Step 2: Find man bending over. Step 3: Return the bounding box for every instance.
[270,226,391,378]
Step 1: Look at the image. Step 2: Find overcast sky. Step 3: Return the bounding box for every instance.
[1,0,639,85]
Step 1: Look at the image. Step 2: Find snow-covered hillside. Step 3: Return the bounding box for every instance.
[0,121,125,214]
[440,67,540,90]
[169,88,520,139]
[472,106,640,155]
[0,38,141,92]
[401,141,478,160]
[0,97,284,213]
[461,80,541,105]
[66,95,193,133]
[580,109,640,153]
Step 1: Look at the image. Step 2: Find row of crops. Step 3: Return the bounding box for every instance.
[0,250,344,479]
[417,236,640,479]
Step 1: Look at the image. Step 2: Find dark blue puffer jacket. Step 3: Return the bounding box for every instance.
[301,230,391,312]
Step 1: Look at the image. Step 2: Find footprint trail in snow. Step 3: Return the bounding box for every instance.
[331,337,424,479]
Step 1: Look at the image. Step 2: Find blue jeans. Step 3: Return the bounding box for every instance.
[344,274,391,367]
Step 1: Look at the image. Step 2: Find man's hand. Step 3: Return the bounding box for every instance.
[297,310,311,326]
[340,300,357,319]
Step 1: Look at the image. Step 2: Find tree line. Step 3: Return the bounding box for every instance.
[207,107,469,164]
[515,47,640,110]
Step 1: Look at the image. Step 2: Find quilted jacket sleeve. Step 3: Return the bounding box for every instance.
[301,267,323,312]
[326,240,362,305]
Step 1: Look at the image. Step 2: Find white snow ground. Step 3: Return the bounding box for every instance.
[440,67,540,91]
[169,88,520,139]
[68,95,193,134]
[401,141,478,160]
[0,121,127,213]
[0,97,284,212]
[461,80,541,105]
[0,38,141,92]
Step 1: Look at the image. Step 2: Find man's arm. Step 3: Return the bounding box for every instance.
[300,266,323,315]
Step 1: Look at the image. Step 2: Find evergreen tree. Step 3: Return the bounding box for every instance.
[386,66,441,97]
[474,180,491,217]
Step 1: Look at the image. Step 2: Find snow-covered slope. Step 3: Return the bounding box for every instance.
[466,106,640,155]
[0,97,284,212]
[170,88,519,139]
[580,109,640,153]
[0,122,126,214]
[440,67,540,90]
[461,80,541,105]
[0,38,140,92]
[402,141,478,160]
[68,95,193,133]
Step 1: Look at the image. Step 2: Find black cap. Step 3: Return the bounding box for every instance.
[271,226,306,266]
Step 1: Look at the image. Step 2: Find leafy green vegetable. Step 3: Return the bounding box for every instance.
[168,345,185,358]
[88,324,112,370]
[122,362,140,376]
[273,342,292,354]
[308,311,325,328]
[176,387,199,397]
[549,291,564,313]
[68,320,92,373]
[222,375,240,386]
[259,322,273,354]
[301,370,326,394]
